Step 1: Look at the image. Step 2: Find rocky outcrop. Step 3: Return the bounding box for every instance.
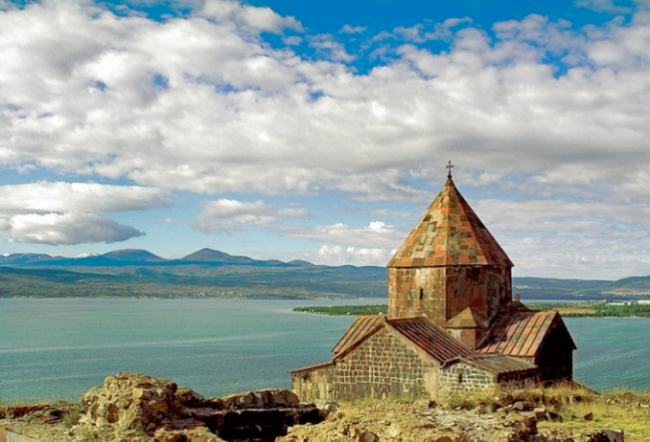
[80,373,185,434]
[74,373,323,442]
[277,400,626,442]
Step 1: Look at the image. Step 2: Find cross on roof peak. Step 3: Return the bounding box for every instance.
[446,160,454,178]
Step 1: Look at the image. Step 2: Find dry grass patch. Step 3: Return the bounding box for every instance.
[536,389,650,442]
[555,306,597,315]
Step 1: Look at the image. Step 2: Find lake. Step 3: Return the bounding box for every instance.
[1,298,649,402]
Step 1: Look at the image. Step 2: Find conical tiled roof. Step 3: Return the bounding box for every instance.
[387,176,513,268]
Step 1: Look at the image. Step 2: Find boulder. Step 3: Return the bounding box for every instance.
[212,389,301,410]
[357,431,379,442]
[533,408,562,422]
[584,430,624,442]
[155,427,226,442]
[75,373,321,442]
[512,401,533,412]
[80,373,184,432]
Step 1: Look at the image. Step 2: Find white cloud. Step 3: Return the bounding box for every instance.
[2,0,650,202]
[471,198,650,279]
[283,35,302,45]
[0,181,166,245]
[0,212,144,245]
[308,34,355,61]
[199,0,301,33]
[293,221,399,246]
[0,182,168,213]
[339,24,366,34]
[575,0,634,14]
[193,198,306,232]
[315,244,392,267]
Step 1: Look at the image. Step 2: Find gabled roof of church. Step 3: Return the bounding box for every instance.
[388,316,475,362]
[331,315,474,363]
[442,353,536,375]
[387,173,513,268]
[332,315,384,356]
[478,310,577,358]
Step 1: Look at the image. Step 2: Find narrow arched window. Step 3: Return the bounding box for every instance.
[458,373,463,384]
[419,288,424,300]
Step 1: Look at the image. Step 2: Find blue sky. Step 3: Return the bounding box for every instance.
[1,0,649,279]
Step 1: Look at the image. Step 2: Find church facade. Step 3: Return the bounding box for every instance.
[291,166,576,401]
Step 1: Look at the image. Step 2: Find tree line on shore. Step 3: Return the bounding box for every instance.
[293,302,650,317]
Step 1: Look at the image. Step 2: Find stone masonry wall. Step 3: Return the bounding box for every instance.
[331,328,438,400]
[438,363,497,398]
[292,329,439,401]
[444,266,511,324]
[388,266,511,325]
[388,267,446,323]
[497,371,536,389]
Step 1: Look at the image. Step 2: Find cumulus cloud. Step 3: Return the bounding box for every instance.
[200,0,301,33]
[575,0,635,13]
[340,24,366,34]
[315,244,393,267]
[293,221,401,247]
[308,34,356,61]
[1,0,650,201]
[0,212,144,245]
[470,198,650,279]
[0,182,166,245]
[291,221,401,266]
[0,182,169,213]
[193,198,306,232]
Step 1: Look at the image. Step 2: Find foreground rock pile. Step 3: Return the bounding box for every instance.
[0,374,628,442]
[1,373,322,442]
[277,400,624,442]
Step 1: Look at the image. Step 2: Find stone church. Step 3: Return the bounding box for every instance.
[291,165,576,401]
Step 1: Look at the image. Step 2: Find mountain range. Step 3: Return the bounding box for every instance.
[0,248,310,267]
[0,248,649,300]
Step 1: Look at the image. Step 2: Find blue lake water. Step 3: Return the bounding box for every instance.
[1,298,649,402]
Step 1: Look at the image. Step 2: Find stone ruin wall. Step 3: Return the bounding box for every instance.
[291,364,335,403]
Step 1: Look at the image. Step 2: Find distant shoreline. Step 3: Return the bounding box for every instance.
[293,302,650,318]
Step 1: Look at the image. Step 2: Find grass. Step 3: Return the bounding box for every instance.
[525,302,650,318]
[553,306,598,315]
[328,386,650,442]
[426,384,650,441]
[537,389,650,442]
[442,385,650,442]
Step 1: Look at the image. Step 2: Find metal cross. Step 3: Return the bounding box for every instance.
[446,160,454,178]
